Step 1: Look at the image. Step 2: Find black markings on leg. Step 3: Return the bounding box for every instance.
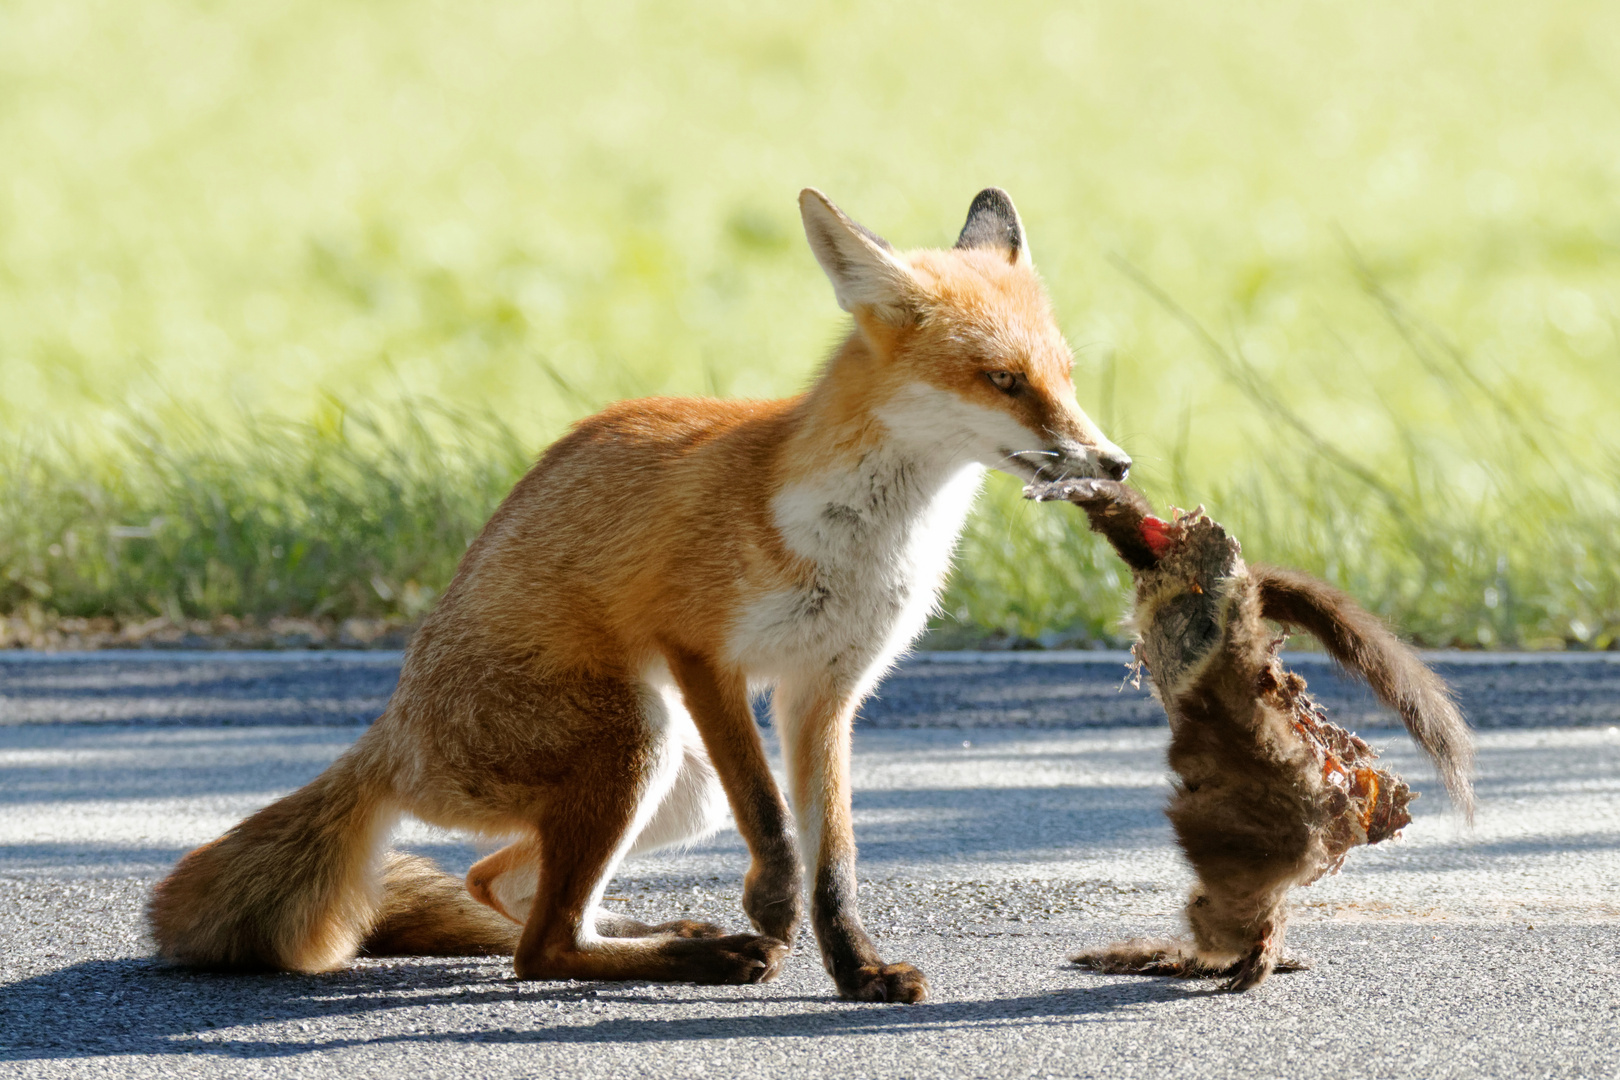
[813,861,929,1003]
[740,784,803,943]
[812,859,879,979]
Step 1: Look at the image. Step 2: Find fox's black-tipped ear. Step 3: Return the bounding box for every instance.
[800,189,919,324]
[955,188,1031,267]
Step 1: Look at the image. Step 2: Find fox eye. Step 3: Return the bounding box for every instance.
[986,370,1022,395]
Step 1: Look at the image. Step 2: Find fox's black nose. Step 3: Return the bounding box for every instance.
[1099,451,1131,481]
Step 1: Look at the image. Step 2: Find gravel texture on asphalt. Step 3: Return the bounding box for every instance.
[1,652,1617,1079]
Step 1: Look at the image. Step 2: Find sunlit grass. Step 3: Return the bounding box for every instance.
[0,404,528,623]
[1,0,1616,647]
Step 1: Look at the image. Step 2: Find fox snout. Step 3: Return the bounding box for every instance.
[1042,408,1131,482]
[1097,448,1131,481]
[1003,442,1130,483]
[1051,441,1131,482]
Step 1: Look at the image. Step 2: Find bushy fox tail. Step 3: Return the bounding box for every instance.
[1253,564,1476,821]
[360,853,520,958]
[148,742,519,972]
[147,746,397,971]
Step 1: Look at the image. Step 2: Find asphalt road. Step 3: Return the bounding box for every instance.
[4,648,1619,730]
[1,651,1617,1079]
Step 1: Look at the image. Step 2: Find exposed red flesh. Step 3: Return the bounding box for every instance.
[1140,516,1176,557]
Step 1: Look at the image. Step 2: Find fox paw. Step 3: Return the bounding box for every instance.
[839,962,930,1003]
[743,864,804,946]
[676,933,791,985]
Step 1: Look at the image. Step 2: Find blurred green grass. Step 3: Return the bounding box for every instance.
[2,0,1617,647]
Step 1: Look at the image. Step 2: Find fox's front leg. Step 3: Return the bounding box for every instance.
[775,677,929,1003]
[667,651,805,947]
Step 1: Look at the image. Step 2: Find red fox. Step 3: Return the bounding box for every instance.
[147,189,1130,1003]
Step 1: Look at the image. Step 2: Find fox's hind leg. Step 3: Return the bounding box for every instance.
[468,729,732,941]
[509,673,787,984]
[467,837,728,940]
[466,838,539,924]
[601,727,734,939]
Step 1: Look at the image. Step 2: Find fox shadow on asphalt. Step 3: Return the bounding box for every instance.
[0,955,1216,1061]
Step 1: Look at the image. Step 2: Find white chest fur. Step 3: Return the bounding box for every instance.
[727,444,985,685]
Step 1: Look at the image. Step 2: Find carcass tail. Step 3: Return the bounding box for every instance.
[1254,564,1475,821]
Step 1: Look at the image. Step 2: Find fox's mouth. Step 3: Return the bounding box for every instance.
[997,447,1099,482]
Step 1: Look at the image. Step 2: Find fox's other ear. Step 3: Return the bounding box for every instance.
[799,189,919,324]
[954,187,1031,267]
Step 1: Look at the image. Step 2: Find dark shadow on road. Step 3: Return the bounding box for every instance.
[0,956,1204,1062]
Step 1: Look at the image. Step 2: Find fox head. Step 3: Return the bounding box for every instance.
[800,188,1130,483]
